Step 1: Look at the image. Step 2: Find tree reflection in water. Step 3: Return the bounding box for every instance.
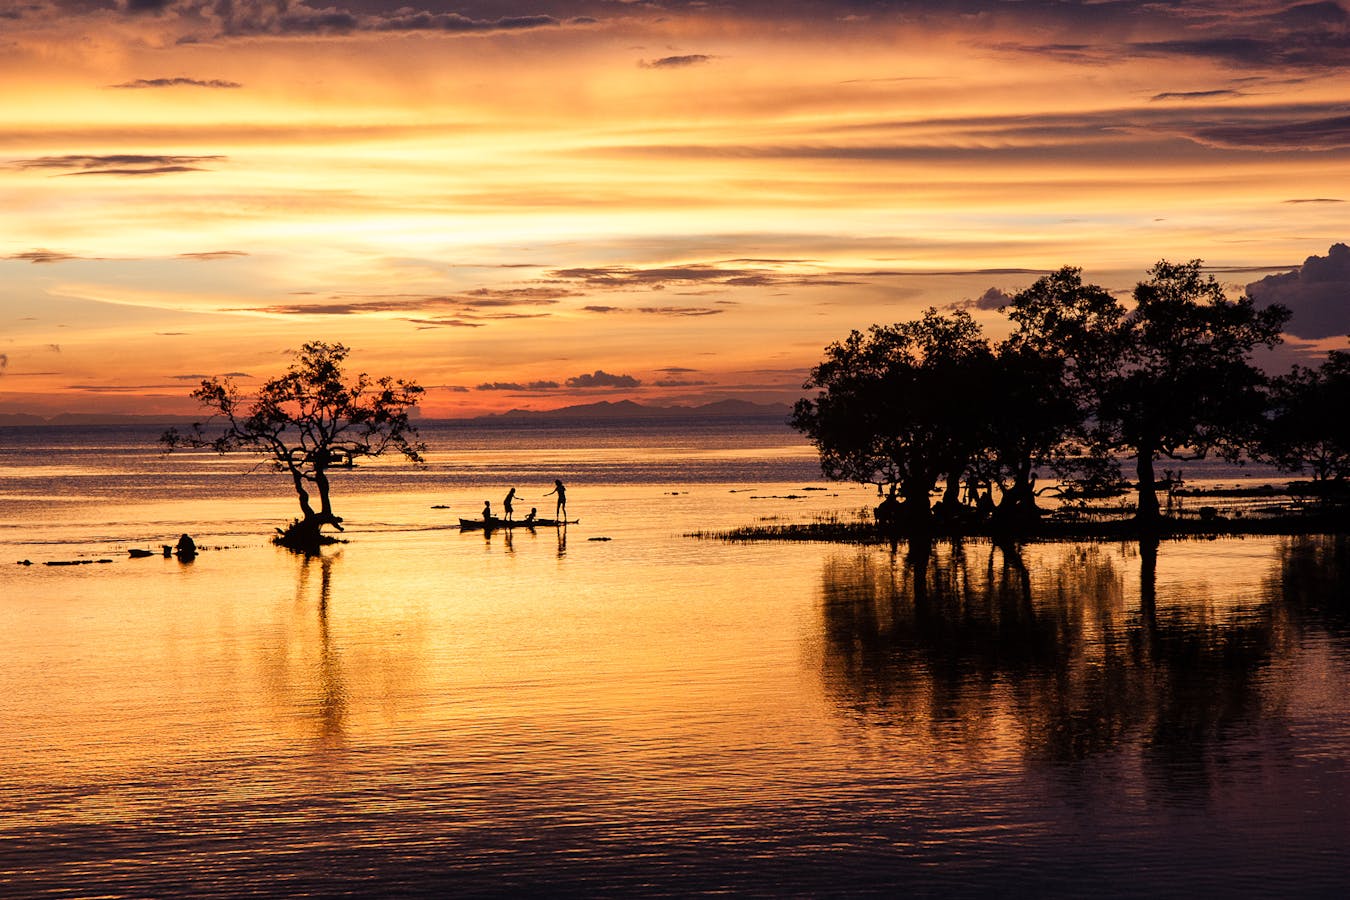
[818,537,1349,804]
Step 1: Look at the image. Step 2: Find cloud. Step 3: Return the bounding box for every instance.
[1285,198,1345,204]
[948,286,1013,312]
[583,304,724,317]
[1151,90,1244,101]
[476,380,560,391]
[640,54,713,69]
[0,353,6,372]
[551,262,850,293]
[1246,243,1350,340]
[178,250,248,260]
[566,370,641,389]
[652,378,711,387]
[109,77,242,89]
[5,249,85,263]
[406,318,486,328]
[243,288,572,320]
[1188,113,1350,150]
[107,2,577,41]
[656,366,699,374]
[11,154,224,176]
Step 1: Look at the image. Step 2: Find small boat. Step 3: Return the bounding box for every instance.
[459,517,575,530]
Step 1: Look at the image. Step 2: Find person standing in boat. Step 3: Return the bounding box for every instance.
[503,487,517,522]
[482,500,492,522]
[545,480,567,520]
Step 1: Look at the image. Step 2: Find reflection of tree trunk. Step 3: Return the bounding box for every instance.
[307,556,346,748]
[1136,438,1160,529]
[1138,535,1159,654]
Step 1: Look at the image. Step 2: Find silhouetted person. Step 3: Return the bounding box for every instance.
[482,500,492,522]
[524,507,538,524]
[175,533,197,559]
[503,487,517,522]
[545,480,567,519]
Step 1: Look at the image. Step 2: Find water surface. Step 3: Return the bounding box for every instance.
[1,422,1346,896]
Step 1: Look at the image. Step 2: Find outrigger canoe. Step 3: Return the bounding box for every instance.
[459,517,576,530]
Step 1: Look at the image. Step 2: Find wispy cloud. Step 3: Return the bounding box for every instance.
[583,305,724,317]
[109,77,242,89]
[11,154,225,176]
[5,249,87,263]
[640,54,713,69]
[178,250,248,260]
[477,380,561,392]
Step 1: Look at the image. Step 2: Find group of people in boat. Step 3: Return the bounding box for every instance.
[482,479,567,523]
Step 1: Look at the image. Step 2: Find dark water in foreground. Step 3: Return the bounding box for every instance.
[1,423,1347,896]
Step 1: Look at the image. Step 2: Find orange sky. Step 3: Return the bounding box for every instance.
[2,1,1349,418]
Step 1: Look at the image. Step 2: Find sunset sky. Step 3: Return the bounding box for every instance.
[2,0,1349,418]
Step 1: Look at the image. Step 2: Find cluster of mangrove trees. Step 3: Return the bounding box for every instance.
[791,260,1349,536]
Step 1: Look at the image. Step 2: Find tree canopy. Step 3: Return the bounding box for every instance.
[793,260,1302,536]
[162,341,425,552]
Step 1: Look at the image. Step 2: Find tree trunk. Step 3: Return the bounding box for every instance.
[314,466,344,531]
[1136,440,1160,529]
[291,470,317,520]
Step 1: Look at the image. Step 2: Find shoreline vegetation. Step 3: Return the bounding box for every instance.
[695,480,1349,544]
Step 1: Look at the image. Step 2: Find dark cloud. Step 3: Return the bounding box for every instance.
[109,77,242,89]
[554,264,757,286]
[652,378,711,387]
[1151,90,1244,101]
[407,318,485,328]
[11,154,224,176]
[949,286,1012,311]
[243,288,571,319]
[582,304,723,317]
[552,262,852,292]
[1189,113,1350,150]
[6,249,84,263]
[476,380,561,391]
[656,366,699,374]
[1285,198,1345,203]
[120,2,578,40]
[1246,243,1350,340]
[566,370,641,389]
[640,54,713,69]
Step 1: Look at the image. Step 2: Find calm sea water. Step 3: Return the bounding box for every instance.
[1,420,1347,897]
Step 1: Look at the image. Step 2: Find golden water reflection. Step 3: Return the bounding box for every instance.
[817,537,1349,802]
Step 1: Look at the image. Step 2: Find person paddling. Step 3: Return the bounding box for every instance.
[544,480,567,520]
[503,487,517,522]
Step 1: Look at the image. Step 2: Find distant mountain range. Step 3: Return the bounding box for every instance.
[0,400,796,428]
[470,399,794,422]
[0,412,194,427]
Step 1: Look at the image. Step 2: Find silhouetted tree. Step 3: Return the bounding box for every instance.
[791,308,994,534]
[162,341,425,553]
[1095,261,1289,528]
[1259,348,1350,483]
[992,267,1127,524]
